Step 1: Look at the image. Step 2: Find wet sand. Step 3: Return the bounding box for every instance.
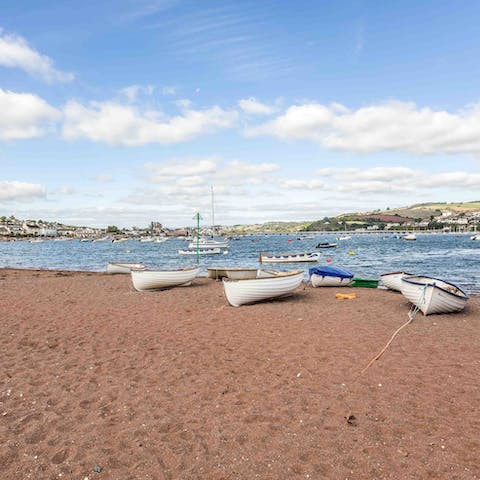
[1,268,479,479]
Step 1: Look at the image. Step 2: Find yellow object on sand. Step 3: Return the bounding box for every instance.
[335,293,357,300]
[348,251,355,255]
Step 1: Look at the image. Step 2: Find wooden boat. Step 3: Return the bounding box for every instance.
[316,242,338,248]
[178,247,222,255]
[400,276,469,315]
[380,271,414,291]
[223,270,304,307]
[208,267,258,280]
[207,267,229,279]
[107,262,146,274]
[131,266,200,291]
[403,233,416,241]
[259,252,320,263]
[309,266,354,287]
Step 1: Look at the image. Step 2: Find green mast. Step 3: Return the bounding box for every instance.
[194,212,201,263]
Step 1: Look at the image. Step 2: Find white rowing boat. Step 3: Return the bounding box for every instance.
[400,275,469,315]
[107,262,146,274]
[309,266,354,287]
[207,267,258,280]
[131,266,200,291]
[380,271,414,292]
[223,270,304,307]
[259,252,320,263]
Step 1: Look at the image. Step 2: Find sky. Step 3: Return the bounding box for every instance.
[1,0,480,228]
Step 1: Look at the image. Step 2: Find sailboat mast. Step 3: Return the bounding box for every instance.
[211,185,215,237]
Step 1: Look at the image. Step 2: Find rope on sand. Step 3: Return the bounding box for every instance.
[361,286,427,374]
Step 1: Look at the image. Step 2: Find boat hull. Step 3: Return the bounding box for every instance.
[225,268,258,280]
[179,248,222,255]
[107,262,146,274]
[311,274,353,287]
[223,270,304,307]
[131,267,200,291]
[207,267,228,279]
[259,252,319,263]
[400,276,469,315]
[380,271,414,292]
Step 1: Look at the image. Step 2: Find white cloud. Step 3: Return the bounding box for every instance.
[0,31,74,83]
[279,166,480,195]
[62,100,238,146]
[238,97,276,115]
[0,181,46,201]
[94,174,114,183]
[161,85,176,95]
[120,84,155,102]
[245,100,480,155]
[0,88,61,140]
[145,158,218,180]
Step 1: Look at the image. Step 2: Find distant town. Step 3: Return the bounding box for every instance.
[1,202,479,239]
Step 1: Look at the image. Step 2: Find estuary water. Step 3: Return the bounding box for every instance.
[1,233,479,294]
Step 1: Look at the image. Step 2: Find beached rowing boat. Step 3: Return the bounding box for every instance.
[208,267,258,280]
[380,271,414,291]
[259,252,320,263]
[309,266,354,287]
[107,262,146,274]
[223,269,304,307]
[400,275,469,315]
[131,266,200,291]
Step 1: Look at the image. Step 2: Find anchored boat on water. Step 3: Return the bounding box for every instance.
[259,252,320,263]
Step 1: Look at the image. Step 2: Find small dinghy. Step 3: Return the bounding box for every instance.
[259,252,320,263]
[107,262,146,274]
[223,270,304,307]
[309,266,354,287]
[225,268,258,280]
[131,266,200,291]
[400,276,469,315]
[380,271,414,292]
[316,242,338,248]
[403,233,416,241]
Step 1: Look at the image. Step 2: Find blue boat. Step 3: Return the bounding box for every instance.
[309,266,354,287]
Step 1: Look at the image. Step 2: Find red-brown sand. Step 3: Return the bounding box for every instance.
[1,268,479,480]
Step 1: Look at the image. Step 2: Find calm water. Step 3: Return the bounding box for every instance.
[1,233,479,294]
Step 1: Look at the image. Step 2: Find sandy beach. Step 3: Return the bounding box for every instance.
[1,268,479,480]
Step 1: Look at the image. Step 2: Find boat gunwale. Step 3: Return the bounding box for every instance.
[401,275,469,299]
[222,269,304,283]
[131,266,199,273]
[380,271,414,278]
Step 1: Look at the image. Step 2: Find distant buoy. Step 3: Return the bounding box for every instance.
[126,249,131,253]
[348,251,355,255]
[288,239,293,242]
[326,257,332,263]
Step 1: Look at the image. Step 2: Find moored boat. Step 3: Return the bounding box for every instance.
[107,262,146,274]
[259,252,320,263]
[400,275,469,315]
[380,271,414,291]
[309,266,354,287]
[471,234,480,241]
[188,238,229,249]
[403,233,416,241]
[223,270,304,307]
[316,242,339,248]
[179,247,223,255]
[131,266,200,291]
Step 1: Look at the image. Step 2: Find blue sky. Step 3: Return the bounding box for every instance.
[1,0,480,227]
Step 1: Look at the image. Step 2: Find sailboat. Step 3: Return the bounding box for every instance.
[188,186,229,250]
